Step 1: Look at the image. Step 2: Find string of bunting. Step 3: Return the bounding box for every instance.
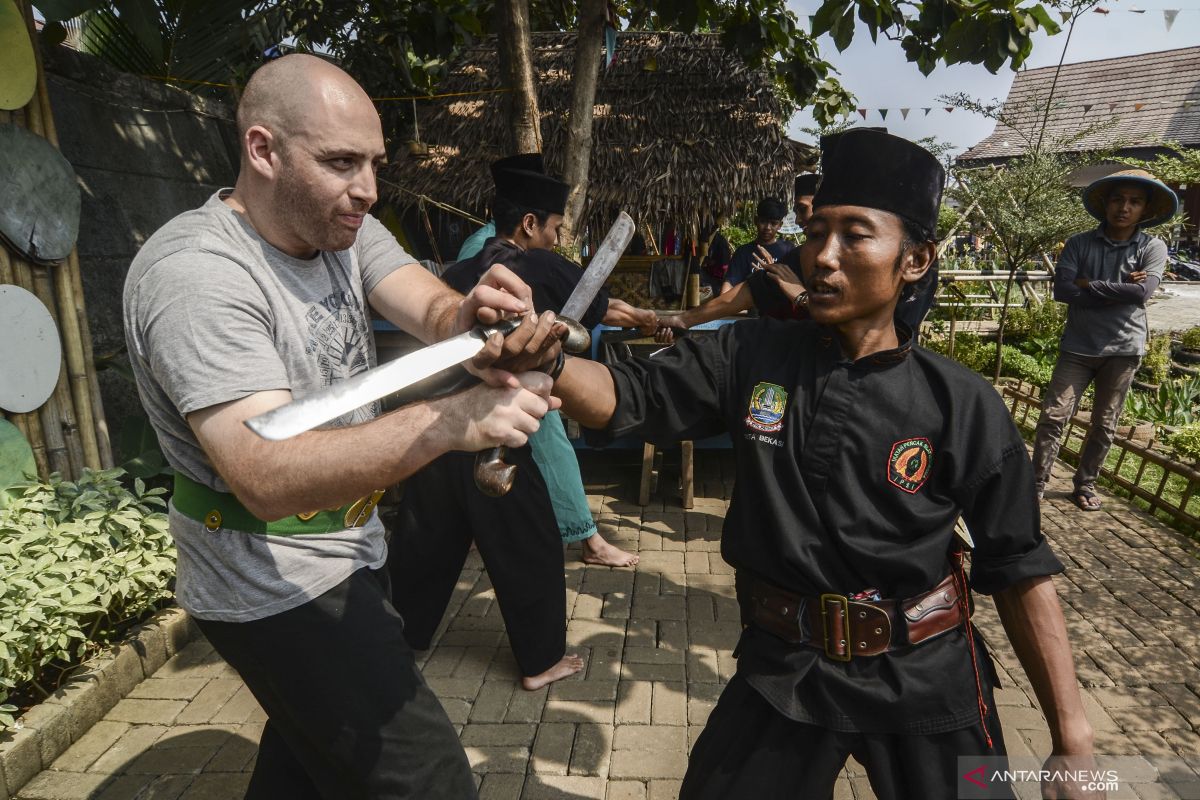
[136,74,514,102]
[812,7,1197,33]
[853,99,1198,121]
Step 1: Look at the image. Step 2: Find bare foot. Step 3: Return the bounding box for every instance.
[581,532,639,567]
[521,654,584,691]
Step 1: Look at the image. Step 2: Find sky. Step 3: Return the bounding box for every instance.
[785,0,1200,155]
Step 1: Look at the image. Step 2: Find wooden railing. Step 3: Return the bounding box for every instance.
[1001,381,1200,532]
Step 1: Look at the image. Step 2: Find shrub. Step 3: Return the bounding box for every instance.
[1004,301,1067,342]
[1166,424,1200,463]
[925,333,1056,387]
[1139,335,1173,387]
[0,469,175,731]
[1181,327,1200,352]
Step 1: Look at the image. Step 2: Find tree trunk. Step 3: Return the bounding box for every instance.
[991,260,1019,383]
[496,0,542,154]
[558,0,607,252]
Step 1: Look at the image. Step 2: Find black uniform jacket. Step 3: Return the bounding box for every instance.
[442,238,609,327]
[594,318,1064,734]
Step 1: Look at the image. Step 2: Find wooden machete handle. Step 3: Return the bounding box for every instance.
[471,315,592,497]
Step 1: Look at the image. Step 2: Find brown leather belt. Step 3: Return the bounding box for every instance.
[746,574,968,661]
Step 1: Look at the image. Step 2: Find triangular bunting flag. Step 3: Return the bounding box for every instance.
[923,108,931,116]
[900,108,910,119]
[1129,6,1145,12]
[1164,9,1179,30]
[858,108,868,120]
[1093,6,1109,13]
[1134,103,1145,111]
[880,109,888,120]
[1060,10,1072,22]
[603,26,617,68]
[945,107,954,113]
[1083,104,1093,113]
[1109,102,1118,112]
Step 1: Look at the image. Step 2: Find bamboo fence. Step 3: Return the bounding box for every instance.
[1002,381,1200,531]
[1,0,112,479]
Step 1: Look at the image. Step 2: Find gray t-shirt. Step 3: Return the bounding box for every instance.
[124,191,412,622]
[1056,227,1168,357]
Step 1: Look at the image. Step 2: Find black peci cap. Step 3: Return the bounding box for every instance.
[814,129,944,240]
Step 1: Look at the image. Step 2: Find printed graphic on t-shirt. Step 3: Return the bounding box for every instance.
[305,289,379,426]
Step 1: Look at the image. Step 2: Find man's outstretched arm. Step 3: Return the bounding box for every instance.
[993,576,1102,799]
[553,358,618,430]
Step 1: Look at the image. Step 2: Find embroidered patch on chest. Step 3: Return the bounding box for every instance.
[745,382,787,433]
[887,437,934,493]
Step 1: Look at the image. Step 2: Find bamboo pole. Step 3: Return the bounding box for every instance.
[8,253,70,475]
[25,4,107,470]
[32,263,83,475]
[1,0,107,478]
[0,247,50,477]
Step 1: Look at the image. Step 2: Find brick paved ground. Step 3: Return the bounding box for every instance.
[14,450,1200,800]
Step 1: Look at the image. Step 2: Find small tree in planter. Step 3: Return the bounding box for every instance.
[1135,335,1173,391]
[1176,327,1200,365]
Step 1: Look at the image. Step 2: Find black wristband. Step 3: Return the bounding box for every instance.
[546,350,567,381]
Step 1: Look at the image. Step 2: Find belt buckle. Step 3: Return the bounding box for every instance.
[819,593,852,662]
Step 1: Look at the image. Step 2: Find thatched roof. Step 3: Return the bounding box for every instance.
[382,31,811,235]
[960,46,1200,164]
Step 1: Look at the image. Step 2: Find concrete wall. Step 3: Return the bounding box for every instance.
[43,46,239,452]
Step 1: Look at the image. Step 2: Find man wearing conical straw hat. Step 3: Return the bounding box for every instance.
[1031,169,1178,511]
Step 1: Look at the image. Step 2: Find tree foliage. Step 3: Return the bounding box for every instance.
[945,91,1112,381]
[38,0,1072,133]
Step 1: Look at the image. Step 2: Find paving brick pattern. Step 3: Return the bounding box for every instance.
[14,451,1200,799]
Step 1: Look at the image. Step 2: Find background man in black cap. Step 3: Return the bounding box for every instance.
[1031,168,1175,512]
[534,130,1098,798]
[389,154,657,691]
[654,179,816,338]
[720,196,794,295]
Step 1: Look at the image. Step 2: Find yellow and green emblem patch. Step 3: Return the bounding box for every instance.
[746,382,787,433]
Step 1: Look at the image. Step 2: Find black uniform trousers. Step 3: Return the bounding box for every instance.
[194,566,476,800]
[389,446,566,677]
[680,673,1012,800]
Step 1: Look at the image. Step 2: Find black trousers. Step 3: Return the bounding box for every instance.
[195,567,476,800]
[389,447,566,677]
[680,674,1012,800]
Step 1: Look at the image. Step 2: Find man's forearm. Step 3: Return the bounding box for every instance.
[424,287,465,342]
[681,283,754,327]
[993,576,1094,754]
[221,400,459,520]
[554,357,617,429]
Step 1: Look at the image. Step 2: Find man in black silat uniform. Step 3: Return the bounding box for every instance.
[541,130,1101,799]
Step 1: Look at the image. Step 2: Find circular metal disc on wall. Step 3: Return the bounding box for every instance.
[0,285,62,414]
[0,0,36,111]
[0,123,81,263]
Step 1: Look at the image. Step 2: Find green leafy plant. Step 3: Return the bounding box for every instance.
[0,469,174,732]
[1139,335,1174,387]
[1180,327,1200,353]
[1165,424,1200,464]
[1124,377,1200,428]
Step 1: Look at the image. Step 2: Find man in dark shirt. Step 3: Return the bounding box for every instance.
[390,154,656,691]
[1031,169,1175,510]
[720,197,794,294]
[540,130,1099,798]
[656,177,817,338]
